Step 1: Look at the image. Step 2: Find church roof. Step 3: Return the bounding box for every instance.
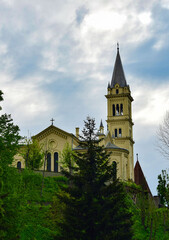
[73,145,87,150]
[74,142,128,152]
[105,142,128,152]
[111,47,127,88]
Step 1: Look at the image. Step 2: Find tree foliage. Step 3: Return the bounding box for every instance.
[20,138,44,170]
[0,114,21,168]
[132,193,169,240]
[60,143,75,172]
[157,170,169,207]
[57,117,133,240]
[0,90,22,239]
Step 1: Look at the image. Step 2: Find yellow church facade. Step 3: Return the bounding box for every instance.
[14,47,134,181]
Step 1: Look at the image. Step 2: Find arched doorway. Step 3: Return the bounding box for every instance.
[17,161,21,169]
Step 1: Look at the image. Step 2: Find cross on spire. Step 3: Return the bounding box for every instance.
[50,118,55,126]
[136,153,138,161]
[117,42,119,51]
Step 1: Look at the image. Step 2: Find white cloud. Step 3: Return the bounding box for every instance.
[138,12,152,25]
[124,75,169,141]
[161,0,169,9]
[82,11,127,32]
[132,80,169,126]
[0,73,56,125]
[153,40,164,50]
[0,42,8,55]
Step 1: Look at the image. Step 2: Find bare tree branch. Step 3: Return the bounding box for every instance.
[156,111,169,160]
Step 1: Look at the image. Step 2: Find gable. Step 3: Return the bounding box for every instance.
[33,125,79,153]
[34,125,72,141]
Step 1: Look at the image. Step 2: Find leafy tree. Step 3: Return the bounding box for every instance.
[57,117,133,240]
[0,90,22,239]
[0,166,5,238]
[132,194,169,240]
[60,143,75,172]
[20,138,44,170]
[0,113,21,169]
[129,172,169,240]
[157,170,169,207]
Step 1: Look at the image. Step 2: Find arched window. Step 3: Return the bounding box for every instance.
[47,153,51,171]
[115,129,117,137]
[116,89,119,94]
[120,104,123,115]
[17,161,21,169]
[119,128,122,137]
[112,104,115,116]
[116,104,119,115]
[112,161,117,181]
[54,152,58,172]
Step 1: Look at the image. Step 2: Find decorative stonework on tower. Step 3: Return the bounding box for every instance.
[105,46,134,180]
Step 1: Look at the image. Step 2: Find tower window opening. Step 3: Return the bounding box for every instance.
[119,128,122,137]
[120,104,123,115]
[116,104,119,115]
[116,89,119,94]
[113,104,115,116]
[115,129,117,137]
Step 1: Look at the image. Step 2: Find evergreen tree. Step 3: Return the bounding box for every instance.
[57,117,133,240]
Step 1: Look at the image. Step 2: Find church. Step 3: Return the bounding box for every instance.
[14,46,135,182]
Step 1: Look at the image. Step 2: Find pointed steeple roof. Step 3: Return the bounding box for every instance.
[107,82,111,88]
[111,44,127,88]
[100,119,103,128]
[134,159,152,197]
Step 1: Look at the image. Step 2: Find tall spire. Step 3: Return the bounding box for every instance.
[111,44,127,88]
[100,119,103,128]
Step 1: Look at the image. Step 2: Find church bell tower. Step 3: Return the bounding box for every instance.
[106,45,134,179]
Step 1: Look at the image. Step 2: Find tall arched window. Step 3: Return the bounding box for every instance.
[115,129,117,137]
[116,104,119,115]
[120,104,123,115]
[47,153,51,171]
[112,104,115,116]
[54,152,58,172]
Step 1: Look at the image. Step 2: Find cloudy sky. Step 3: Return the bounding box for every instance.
[1,0,169,194]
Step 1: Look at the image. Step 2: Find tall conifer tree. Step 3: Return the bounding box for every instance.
[57,117,133,240]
